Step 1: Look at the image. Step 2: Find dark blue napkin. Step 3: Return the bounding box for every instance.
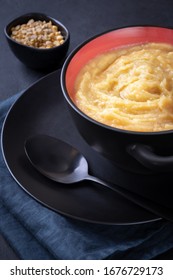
[1,94,173,260]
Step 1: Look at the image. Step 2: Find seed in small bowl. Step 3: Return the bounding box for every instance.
[10,19,65,49]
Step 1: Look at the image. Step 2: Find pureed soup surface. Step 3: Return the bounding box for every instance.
[74,43,173,132]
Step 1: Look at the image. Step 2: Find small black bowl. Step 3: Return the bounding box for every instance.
[4,13,70,70]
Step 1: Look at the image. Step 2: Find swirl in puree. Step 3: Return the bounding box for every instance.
[74,43,173,132]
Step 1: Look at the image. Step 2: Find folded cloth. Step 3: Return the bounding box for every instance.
[0,94,173,260]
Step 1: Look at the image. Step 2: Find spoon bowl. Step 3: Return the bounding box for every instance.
[24,134,173,222]
[25,135,89,183]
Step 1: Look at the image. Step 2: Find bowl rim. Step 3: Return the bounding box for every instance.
[61,24,173,136]
[4,12,70,52]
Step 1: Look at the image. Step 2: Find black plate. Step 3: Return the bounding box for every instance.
[1,70,159,225]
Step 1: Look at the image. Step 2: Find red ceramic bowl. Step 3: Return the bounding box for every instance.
[61,26,173,174]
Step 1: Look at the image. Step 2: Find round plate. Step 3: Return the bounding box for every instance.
[1,70,159,225]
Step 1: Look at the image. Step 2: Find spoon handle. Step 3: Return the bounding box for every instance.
[85,174,173,222]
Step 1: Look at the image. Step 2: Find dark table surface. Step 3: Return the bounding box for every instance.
[0,0,173,260]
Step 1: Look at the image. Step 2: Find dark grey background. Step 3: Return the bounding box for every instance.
[0,0,173,259]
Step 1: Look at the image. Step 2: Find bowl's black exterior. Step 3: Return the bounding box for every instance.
[4,13,70,70]
[63,99,173,174]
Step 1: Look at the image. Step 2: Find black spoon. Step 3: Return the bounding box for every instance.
[24,134,173,222]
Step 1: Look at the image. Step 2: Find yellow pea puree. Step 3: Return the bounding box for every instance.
[74,43,173,132]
